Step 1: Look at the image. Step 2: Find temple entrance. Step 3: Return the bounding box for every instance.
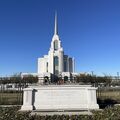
[44,76,49,84]
[64,76,68,81]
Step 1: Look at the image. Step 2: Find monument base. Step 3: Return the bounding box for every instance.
[21,105,33,111]
[21,85,99,111]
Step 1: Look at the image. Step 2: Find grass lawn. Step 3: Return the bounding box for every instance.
[0,92,23,105]
[97,89,120,102]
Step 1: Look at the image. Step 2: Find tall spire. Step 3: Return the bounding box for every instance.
[54,11,58,35]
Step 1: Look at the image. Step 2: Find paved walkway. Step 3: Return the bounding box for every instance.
[0,105,21,107]
[30,110,92,116]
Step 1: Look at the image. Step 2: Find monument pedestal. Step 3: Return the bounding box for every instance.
[21,85,99,111]
[21,88,34,111]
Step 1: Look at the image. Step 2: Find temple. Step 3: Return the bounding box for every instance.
[37,13,77,83]
[21,13,78,83]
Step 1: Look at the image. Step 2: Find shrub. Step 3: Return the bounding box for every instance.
[0,106,120,120]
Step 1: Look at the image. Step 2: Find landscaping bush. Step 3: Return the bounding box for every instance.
[0,106,30,120]
[92,106,120,120]
[0,106,120,120]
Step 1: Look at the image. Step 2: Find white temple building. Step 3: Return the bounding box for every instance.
[22,13,78,83]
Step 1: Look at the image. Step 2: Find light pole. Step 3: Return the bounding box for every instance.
[117,72,119,81]
[91,71,95,87]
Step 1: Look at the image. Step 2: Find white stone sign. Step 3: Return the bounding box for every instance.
[21,85,99,111]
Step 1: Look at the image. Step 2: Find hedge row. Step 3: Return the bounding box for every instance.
[0,106,120,120]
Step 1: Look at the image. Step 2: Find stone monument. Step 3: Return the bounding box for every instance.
[21,85,99,111]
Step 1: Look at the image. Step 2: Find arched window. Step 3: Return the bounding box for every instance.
[54,56,59,75]
[44,76,49,84]
[54,40,58,50]
[64,76,68,81]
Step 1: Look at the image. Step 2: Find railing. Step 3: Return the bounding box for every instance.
[0,88,23,105]
[0,76,120,107]
[97,86,120,108]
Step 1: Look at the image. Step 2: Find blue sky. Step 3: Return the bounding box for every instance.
[0,0,120,76]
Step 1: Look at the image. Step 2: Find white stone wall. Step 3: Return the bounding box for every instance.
[38,58,44,73]
[48,50,54,74]
[21,85,99,111]
[38,55,49,74]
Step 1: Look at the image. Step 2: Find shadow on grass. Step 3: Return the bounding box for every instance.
[97,98,118,109]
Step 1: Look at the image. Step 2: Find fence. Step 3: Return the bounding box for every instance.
[0,76,120,107]
[0,76,39,105]
[0,84,23,105]
[97,86,120,108]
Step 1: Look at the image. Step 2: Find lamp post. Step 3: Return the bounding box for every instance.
[91,71,95,87]
[117,72,119,81]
